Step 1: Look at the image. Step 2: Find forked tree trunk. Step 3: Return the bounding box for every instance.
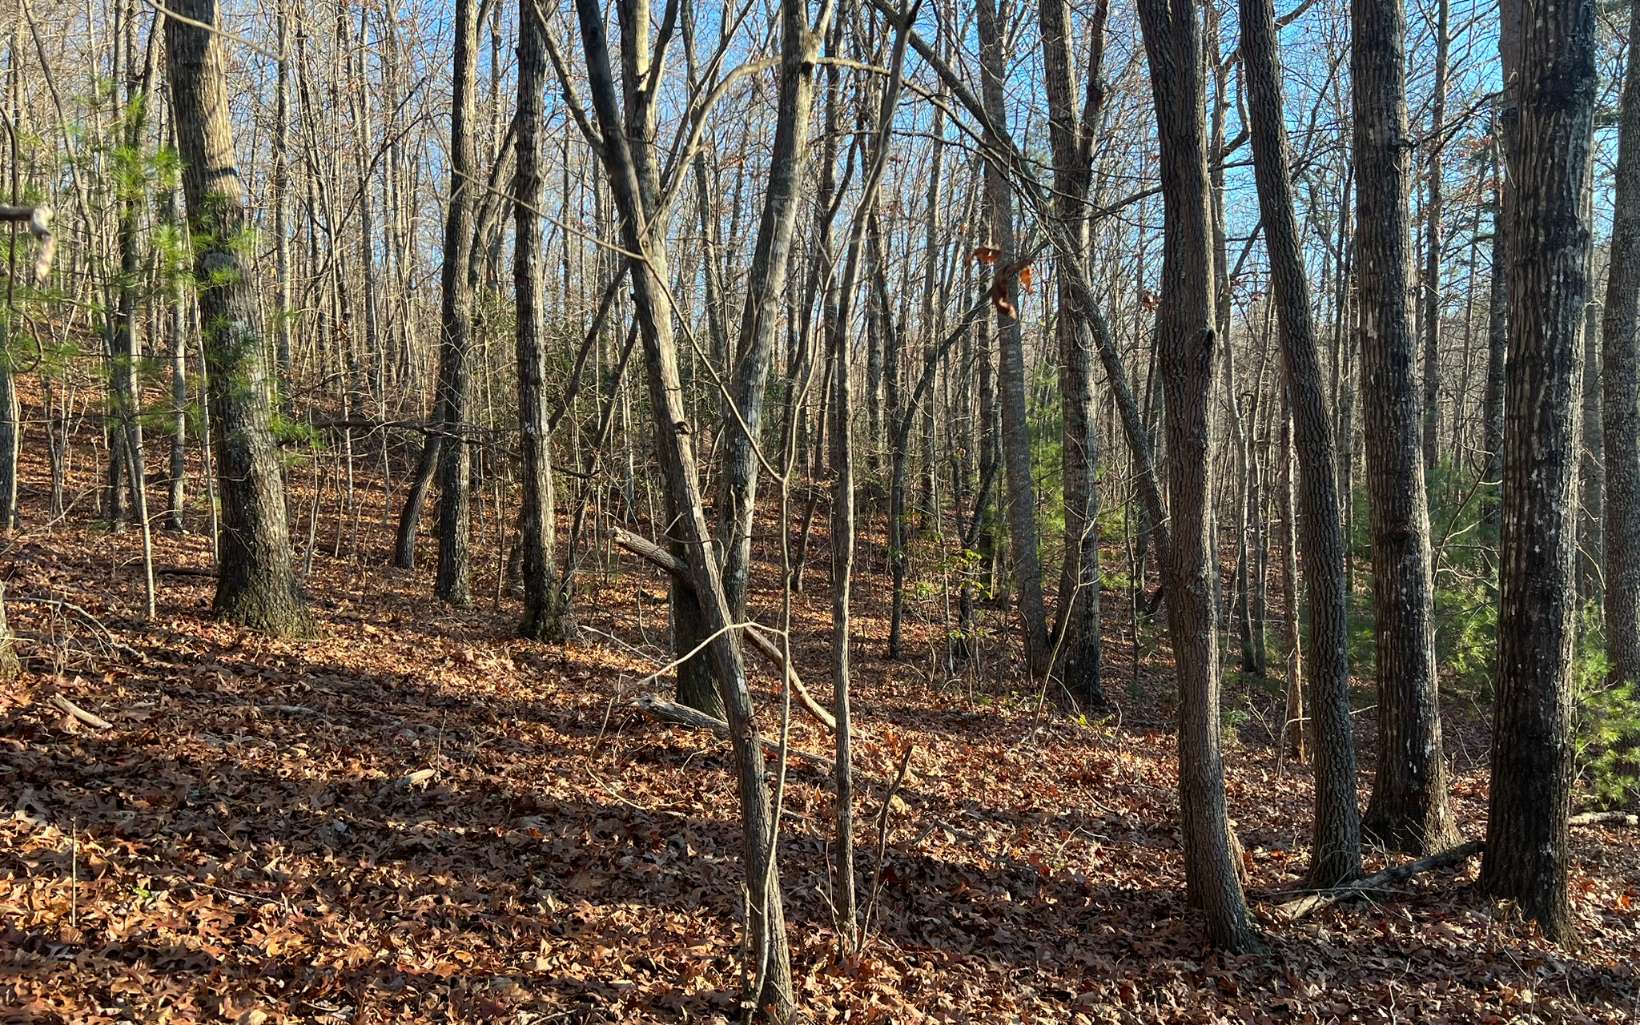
[713,0,826,622]
[165,0,308,636]
[1039,0,1108,709]
[571,0,794,1012]
[1483,0,1597,945]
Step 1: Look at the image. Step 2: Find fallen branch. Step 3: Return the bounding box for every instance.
[630,693,833,771]
[1272,840,1485,921]
[51,693,113,731]
[1570,810,1639,827]
[611,525,837,732]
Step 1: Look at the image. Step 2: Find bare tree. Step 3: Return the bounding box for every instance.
[1136,0,1259,952]
[1352,0,1458,853]
[1602,0,1640,694]
[1239,0,1363,887]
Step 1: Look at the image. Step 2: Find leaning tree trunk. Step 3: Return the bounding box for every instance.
[1239,0,1363,887]
[513,0,574,643]
[1482,0,1597,945]
[1602,0,1640,695]
[165,0,308,636]
[1351,0,1459,854]
[1136,0,1259,953]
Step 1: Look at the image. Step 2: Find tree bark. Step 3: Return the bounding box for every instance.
[165,0,308,636]
[433,0,479,606]
[1039,0,1108,709]
[514,0,574,643]
[714,0,826,621]
[1420,0,1449,481]
[1482,0,1597,945]
[1239,0,1363,886]
[1602,0,1640,693]
[976,0,1050,677]
[571,0,793,1011]
[1136,0,1259,952]
[1351,0,1459,854]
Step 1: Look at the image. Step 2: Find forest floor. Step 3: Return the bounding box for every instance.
[2,414,1638,1024]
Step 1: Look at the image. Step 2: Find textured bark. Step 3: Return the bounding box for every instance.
[1039,0,1107,709]
[1578,174,1602,606]
[572,0,793,1011]
[514,0,574,643]
[433,0,479,606]
[393,436,440,570]
[1351,0,1459,854]
[976,0,1050,676]
[1239,0,1362,887]
[165,0,308,636]
[1481,0,1595,945]
[1136,0,1259,953]
[162,175,188,532]
[1602,0,1640,692]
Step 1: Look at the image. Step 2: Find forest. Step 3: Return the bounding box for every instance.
[0,0,1638,1019]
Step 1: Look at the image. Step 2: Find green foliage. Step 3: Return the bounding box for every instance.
[1573,620,1639,810]
[271,410,324,450]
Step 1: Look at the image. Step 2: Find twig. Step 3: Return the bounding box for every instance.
[861,744,916,944]
[52,693,113,730]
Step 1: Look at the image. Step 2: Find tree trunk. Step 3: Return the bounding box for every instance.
[572,0,793,1011]
[434,0,479,606]
[976,0,1050,676]
[165,0,308,636]
[1351,0,1459,854]
[1481,0,1595,945]
[1602,0,1640,693]
[1420,0,1449,482]
[1136,0,1259,952]
[1239,0,1363,886]
[1039,0,1108,709]
[713,0,825,622]
[514,0,574,643]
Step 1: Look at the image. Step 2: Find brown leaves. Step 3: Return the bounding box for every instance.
[972,245,1035,318]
